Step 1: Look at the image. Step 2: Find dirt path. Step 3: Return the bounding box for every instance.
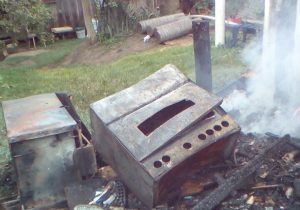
[62,34,158,65]
[8,49,49,58]
[62,33,193,65]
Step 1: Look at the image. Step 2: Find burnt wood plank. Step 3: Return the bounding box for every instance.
[191,135,290,210]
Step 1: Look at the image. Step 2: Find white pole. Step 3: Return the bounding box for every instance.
[215,0,225,46]
[294,0,300,45]
[292,0,300,92]
[263,0,271,47]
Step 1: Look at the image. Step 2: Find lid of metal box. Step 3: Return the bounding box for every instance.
[90,64,188,125]
[2,93,77,143]
[109,82,222,161]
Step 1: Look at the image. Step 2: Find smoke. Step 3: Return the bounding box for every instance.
[222,0,300,136]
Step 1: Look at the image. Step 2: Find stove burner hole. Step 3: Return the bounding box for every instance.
[201,111,215,121]
[221,121,229,127]
[138,99,195,136]
[162,155,171,163]
[206,129,214,135]
[183,142,192,149]
[213,125,222,131]
[154,161,162,168]
[198,134,207,140]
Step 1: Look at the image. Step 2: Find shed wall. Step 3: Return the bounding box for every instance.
[45,0,85,28]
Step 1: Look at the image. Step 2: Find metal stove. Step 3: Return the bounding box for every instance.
[90,64,240,207]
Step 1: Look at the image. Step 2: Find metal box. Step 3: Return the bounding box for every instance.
[2,93,80,209]
[90,64,240,207]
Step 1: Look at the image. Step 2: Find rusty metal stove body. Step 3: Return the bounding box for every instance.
[90,64,240,207]
[2,93,81,209]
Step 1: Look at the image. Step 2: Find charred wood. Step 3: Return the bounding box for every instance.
[191,135,290,210]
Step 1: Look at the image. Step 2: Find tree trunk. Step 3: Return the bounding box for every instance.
[81,0,97,45]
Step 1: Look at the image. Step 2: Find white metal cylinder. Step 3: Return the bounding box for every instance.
[263,0,271,47]
[215,0,225,46]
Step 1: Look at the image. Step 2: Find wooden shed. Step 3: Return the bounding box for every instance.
[43,0,85,28]
[42,0,181,31]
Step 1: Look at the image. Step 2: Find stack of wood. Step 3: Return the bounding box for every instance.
[138,13,196,43]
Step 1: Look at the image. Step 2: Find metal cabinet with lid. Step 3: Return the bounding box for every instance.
[90,64,240,208]
[2,93,80,209]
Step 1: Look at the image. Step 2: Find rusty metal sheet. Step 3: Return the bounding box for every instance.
[2,93,77,143]
[90,64,188,125]
[108,82,222,161]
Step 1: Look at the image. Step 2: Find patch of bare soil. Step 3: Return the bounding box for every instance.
[62,33,193,65]
[62,34,157,65]
[19,60,36,66]
[8,49,49,58]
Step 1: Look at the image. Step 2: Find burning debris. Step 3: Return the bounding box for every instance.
[1,65,300,210]
[217,135,300,210]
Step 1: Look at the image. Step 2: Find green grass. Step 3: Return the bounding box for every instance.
[0,37,246,198]
[0,45,246,124]
[0,39,84,70]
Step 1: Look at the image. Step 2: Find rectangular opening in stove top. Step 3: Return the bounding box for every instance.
[138,99,195,136]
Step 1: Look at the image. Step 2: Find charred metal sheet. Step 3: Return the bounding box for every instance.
[90,64,240,208]
[2,93,77,143]
[56,92,92,140]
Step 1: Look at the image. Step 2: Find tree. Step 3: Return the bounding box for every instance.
[0,0,51,41]
[81,0,97,44]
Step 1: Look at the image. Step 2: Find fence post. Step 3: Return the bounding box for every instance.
[192,20,212,92]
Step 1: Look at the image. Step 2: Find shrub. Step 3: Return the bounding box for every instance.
[0,0,52,41]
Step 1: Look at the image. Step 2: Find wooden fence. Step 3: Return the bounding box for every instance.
[44,0,86,28]
[43,0,181,30]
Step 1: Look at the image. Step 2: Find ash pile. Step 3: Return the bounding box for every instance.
[2,65,300,210]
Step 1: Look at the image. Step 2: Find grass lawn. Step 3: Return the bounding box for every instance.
[0,37,246,198]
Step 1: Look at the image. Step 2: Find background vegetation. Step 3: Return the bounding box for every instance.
[0,0,52,42]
